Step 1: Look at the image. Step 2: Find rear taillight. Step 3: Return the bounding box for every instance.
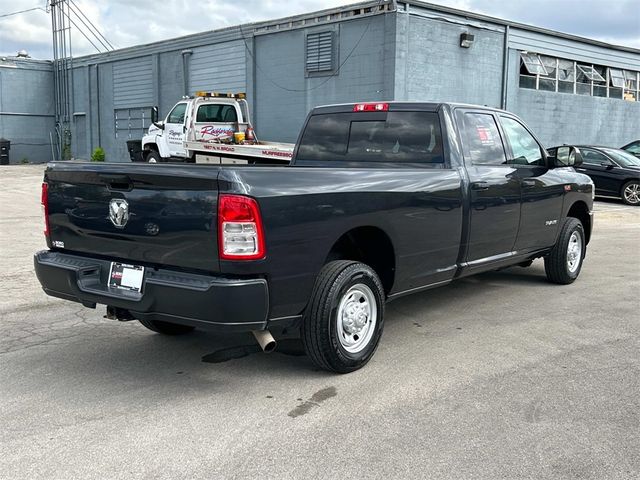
[41,182,50,237]
[218,194,265,260]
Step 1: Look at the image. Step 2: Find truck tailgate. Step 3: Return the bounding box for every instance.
[44,162,220,273]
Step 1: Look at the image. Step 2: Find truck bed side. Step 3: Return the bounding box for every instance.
[217,167,464,319]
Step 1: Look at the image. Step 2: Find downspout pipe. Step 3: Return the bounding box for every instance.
[181,49,193,96]
[501,25,510,110]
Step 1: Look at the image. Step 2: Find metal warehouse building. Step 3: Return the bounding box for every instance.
[1,0,639,163]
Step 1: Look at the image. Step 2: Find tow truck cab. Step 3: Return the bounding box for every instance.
[141,92,253,162]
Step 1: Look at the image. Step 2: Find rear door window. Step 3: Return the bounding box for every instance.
[581,148,610,166]
[297,111,444,164]
[460,113,507,166]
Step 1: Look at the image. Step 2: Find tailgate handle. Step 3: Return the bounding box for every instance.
[100,174,133,191]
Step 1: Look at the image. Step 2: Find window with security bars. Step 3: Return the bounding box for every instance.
[518,51,639,102]
[306,31,335,76]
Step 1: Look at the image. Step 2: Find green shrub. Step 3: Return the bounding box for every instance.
[19,157,29,164]
[62,143,72,161]
[91,147,106,162]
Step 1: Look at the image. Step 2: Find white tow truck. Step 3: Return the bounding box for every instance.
[141,92,294,164]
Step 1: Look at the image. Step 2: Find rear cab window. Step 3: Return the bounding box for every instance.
[196,104,238,123]
[296,111,445,166]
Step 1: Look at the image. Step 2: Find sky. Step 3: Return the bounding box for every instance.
[0,0,639,59]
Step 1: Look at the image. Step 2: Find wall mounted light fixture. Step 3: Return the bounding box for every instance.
[460,32,475,48]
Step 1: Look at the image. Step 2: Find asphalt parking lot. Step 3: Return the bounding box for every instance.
[1,164,638,479]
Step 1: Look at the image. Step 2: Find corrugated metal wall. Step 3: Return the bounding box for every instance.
[113,57,154,108]
[189,41,246,93]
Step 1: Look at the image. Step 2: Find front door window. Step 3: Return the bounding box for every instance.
[499,117,545,166]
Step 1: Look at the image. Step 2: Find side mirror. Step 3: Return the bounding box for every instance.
[600,161,614,169]
[151,106,164,129]
[554,146,583,168]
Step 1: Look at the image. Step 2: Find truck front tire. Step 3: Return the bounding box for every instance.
[145,150,162,163]
[301,261,385,373]
[544,217,585,285]
[138,319,195,335]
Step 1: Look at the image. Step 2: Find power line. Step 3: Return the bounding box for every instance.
[57,5,103,52]
[68,0,115,49]
[0,6,45,19]
[66,2,111,51]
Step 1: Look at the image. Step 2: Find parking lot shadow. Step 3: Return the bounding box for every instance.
[6,262,559,390]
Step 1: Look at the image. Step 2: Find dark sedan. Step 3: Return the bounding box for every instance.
[548,145,640,206]
[622,140,640,158]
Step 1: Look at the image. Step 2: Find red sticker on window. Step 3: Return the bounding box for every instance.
[476,126,494,145]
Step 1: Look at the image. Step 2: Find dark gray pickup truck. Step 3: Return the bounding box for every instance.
[35,102,594,372]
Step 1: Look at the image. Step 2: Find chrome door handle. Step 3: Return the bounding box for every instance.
[521,179,537,187]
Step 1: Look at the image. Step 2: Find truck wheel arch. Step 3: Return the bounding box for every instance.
[566,201,591,244]
[325,226,396,295]
[142,143,160,162]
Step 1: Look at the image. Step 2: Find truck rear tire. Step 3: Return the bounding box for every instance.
[544,217,585,285]
[138,319,195,335]
[301,261,385,373]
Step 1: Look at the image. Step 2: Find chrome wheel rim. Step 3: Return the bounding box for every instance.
[336,284,377,354]
[623,183,640,205]
[566,231,582,273]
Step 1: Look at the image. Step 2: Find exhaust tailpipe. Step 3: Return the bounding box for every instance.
[252,330,277,353]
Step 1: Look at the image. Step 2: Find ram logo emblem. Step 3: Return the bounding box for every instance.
[109,199,129,228]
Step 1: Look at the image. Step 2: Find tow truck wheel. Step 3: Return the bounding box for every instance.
[138,319,195,335]
[544,217,585,285]
[146,151,162,163]
[301,261,385,373]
